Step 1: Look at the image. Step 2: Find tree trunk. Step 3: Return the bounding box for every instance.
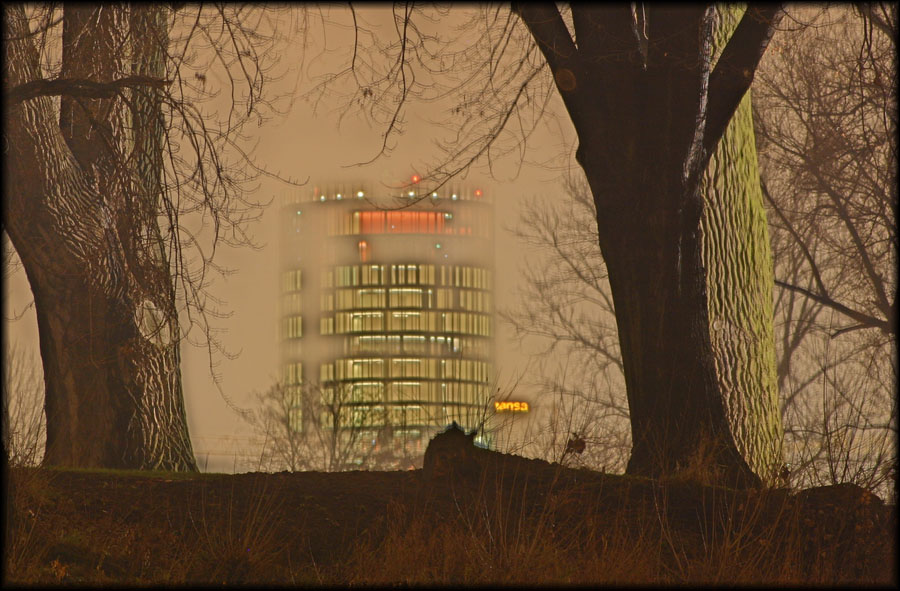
[516,5,776,487]
[700,6,783,480]
[514,4,780,486]
[3,5,196,471]
[582,147,757,487]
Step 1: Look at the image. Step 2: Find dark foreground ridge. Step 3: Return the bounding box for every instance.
[5,443,895,585]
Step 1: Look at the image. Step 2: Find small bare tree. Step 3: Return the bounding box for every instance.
[753,4,896,498]
[247,381,407,472]
[2,345,46,468]
[247,379,509,472]
[502,172,630,473]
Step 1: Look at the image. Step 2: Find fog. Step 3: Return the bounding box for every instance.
[3,5,577,473]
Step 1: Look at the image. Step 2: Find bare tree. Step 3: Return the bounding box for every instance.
[3,4,295,470]
[2,345,46,468]
[753,4,897,497]
[248,380,419,472]
[248,373,511,472]
[502,172,630,473]
[313,5,786,486]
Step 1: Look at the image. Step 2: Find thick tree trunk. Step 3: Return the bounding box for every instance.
[3,5,196,470]
[524,5,774,487]
[700,7,783,481]
[582,148,757,487]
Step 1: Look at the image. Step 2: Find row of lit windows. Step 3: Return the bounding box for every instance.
[342,211,451,235]
[283,362,304,385]
[457,289,491,313]
[323,287,492,313]
[329,264,430,287]
[327,210,491,238]
[327,264,491,289]
[329,264,392,287]
[323,357,492,383]
[282,269,302,293]
[321,310,491,336]
[277,385,486,432]
[322,381,491,408]
[275,384,303,431]
[344,334,491,358]
[283,315,303,340]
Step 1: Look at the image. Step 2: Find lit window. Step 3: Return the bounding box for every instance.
[358,240,369,263]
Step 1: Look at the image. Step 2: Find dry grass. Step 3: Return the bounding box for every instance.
[177,478,288,584]
[3,464,894,586]
[342,468,886,585]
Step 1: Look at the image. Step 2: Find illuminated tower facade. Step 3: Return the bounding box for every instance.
[279,181,495,468]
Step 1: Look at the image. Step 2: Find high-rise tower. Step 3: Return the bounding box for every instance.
[279,181,495,469]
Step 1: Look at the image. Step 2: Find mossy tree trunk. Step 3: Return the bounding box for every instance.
[700,6,783,480]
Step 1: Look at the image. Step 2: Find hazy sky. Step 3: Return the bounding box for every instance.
[4,5,578,472]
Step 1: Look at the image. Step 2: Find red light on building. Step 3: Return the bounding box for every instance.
[411,174,421,184]
[474,189,482,197]
[358,240,369,262]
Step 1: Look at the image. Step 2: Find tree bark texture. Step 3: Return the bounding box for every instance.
[700,7,783,480]
[3,5,196,471]
[517,5,782,486]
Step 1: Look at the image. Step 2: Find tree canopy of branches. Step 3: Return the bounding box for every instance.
[3,4,290,469]
[753,4,897,495]
[316,5,785,487]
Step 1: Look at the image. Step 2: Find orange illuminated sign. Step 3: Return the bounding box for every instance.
[494,401,529,413]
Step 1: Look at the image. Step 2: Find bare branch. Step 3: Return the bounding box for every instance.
[774,280,892,335]
[5,74,170,104]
